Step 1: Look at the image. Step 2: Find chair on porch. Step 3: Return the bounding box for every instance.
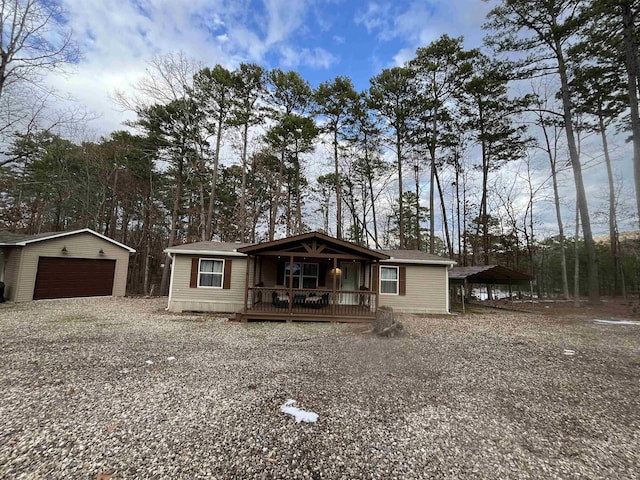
[272,291,289,308]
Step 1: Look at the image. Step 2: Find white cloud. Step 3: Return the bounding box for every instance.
[354,2,393,37]
[355,0,493,51]
[263,0,309,46]
[392,47,414,67]
[48,0,333,135]
[280,46,338,69]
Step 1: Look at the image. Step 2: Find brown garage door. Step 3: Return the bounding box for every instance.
[33,257,116,300]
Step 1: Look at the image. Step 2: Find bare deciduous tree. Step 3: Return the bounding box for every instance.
[0,0,80,166]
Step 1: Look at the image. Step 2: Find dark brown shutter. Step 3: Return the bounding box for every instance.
[318,263,326,287]
[399,266,406,296]
[190,257,199,288]
[372,264,379,292]
[276,261,285,285]
[223,259,232,289]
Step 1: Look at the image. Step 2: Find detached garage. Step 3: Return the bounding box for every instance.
[0,229,135,302]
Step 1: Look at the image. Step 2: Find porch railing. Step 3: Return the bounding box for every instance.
[246,287,377,317]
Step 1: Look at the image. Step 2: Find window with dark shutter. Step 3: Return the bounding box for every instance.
[190,257,231,289]
[223,259,232,289]
[190,257,199,288]
[399,266,406,296]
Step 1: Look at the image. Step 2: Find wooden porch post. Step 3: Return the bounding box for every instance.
[253,255,257,287]
[331,257,337,316]
[374,261,379,310]
[243,255,251,316]
[288,254,294,317]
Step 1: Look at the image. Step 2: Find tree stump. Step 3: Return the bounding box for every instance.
[374,306,404,337]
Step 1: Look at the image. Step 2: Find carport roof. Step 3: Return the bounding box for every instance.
[0,228,136,252]
[449,265,532,285]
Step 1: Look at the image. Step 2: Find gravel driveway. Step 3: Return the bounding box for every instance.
[1,297,638,479]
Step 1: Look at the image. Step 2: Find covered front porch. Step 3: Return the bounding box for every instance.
[236,232,389,322]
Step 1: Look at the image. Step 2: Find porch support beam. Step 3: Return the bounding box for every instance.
[254,251,369,260]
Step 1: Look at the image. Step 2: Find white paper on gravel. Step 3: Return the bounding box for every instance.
[594,319,640,326]
[280,399,319,423]
[563,349,575,356]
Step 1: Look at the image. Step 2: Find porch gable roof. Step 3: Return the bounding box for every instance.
[236,231,390,260]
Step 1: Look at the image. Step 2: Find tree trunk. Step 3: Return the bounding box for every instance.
[599,107,619,295]
[334,129,342,239]
[295,152,302,235]
[555,36,599,303]
[239,122,249,242]
[621,4,640,231]
[433,163,452,257]
[573,205,580,307]
[367,155,379,247]
[455,156,463,265]
[415,165,420,250]
[199,158,206,241]
[429,157,435,253]
[269,149,286,241]
[396,129,404,248]
[428,100,438,255]
[374,306,403,337]
[160,154,184,294]
[540,116,570,300]
[206,115,224,240]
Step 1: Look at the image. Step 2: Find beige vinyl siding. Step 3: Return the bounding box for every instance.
[168,254,248,313]
[14,232,131,302]
[1,247,23,302]
[378,264,449,314]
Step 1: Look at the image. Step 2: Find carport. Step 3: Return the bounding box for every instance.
[449,265,533,313]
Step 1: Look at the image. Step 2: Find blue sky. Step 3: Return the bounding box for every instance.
[50,0,494,134]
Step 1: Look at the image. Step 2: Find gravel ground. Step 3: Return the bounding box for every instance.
[1,297,639,479]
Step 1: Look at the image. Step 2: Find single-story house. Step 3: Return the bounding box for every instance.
[0,229,135,302]
[165,231,456,321]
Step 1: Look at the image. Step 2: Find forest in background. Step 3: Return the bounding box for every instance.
[0,0,639,300]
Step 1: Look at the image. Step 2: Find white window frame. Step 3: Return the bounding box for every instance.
[197,258,225,289]
[380,265,399,295]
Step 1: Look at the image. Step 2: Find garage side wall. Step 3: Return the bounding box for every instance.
[378,264,449,314]
[2,247,23,302]
[15,233,131,302]
[168,254,249,313]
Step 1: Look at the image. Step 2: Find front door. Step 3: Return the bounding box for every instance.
[340,263,359,305]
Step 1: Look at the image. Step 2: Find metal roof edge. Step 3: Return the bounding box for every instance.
[381,258,457,266]
[4,228,136,253]
[164,248,248,256]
